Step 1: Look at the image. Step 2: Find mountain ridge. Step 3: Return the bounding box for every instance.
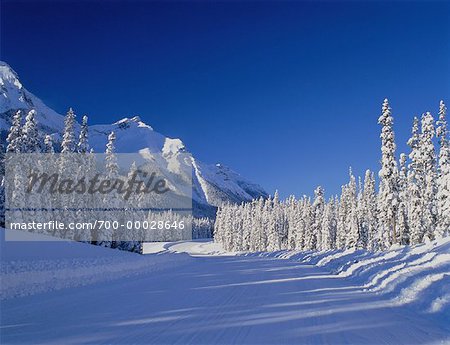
[0,61,268,217]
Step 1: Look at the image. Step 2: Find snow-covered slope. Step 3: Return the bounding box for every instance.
[245,236,450,318]
[87,116,267,211]
[0,61,66,134]
[2,232,449,344]
[0,61,267,215]
[142,239,228,256]
[0,229,193,300]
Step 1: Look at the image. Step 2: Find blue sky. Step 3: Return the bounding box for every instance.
[2,1,449,198]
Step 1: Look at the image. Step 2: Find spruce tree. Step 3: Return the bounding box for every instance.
[6,110,23,153]
[407,117,425,244]
[22,110,39,153]
[58,108,77,239]
[0,143,5,177]
[106,131,119,178]
[397,153,410,245]
[321,198,337,250]
[267,192,280,251]
[363,170,378,250]
[295,197,308,250]
[420,112,438,241]
[436,100,450,237]
[311,186,324,250]
[242,203,252,251]
[377,99,399,249]
[43,135,55,154]
[104,131,120,247]
[345,170,359,249]
[77,115,89,154]
[61,108,76,153]
[336,185,347,249]
[0,177,5,226]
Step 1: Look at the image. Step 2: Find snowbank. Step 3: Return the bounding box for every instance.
[142,239,229,256]
[244,237,450,318]
[0,229,193,300]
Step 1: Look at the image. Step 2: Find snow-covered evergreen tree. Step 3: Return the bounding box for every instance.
[214,99,448,255]
[267,192,281,251]
[294,198,304,249]
[214,206,225,246]
[104,131,120,247]
[57,108,78,239]
[436,100,450,237]
[362,170,378,250]
[407,117,424,244]
[10,165,26,224]
[0,175,5,226]
[249,198,264,251]
[278,198,289,249]
[223,203,235,251]
[336,184,349,250]
[241,203,252,250]
[6,110,23,153]
[105,131,119,178]
[232,205,244,251]
[16,110,42,231]
[0,142,5,177]
[321,198,337,250]
[311,186,324,250]
[77,115,89,154]
[43,135,55,154]
[345,170,359,249]
[61,108,76,153]
[22,110,39,153]
[302,195,315,250]
[288,196,304,250]
[420,112,438,241]
[397,153,410,245]
[377,99,399,249]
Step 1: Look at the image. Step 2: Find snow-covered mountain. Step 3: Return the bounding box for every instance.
[0,61,267,217]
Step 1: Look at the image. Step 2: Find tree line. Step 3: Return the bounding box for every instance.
[214,100,449,252]
[1,108,211,252]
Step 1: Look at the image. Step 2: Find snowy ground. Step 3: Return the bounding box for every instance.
[1,231,449,344]
[142,239,225,256]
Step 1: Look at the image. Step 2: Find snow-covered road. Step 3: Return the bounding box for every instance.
[1,244,449,345]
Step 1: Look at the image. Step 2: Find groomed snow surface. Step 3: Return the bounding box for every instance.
[1,230,449,344]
